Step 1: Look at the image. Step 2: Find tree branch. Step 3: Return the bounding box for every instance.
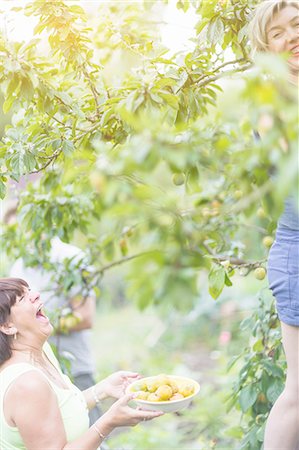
[196,57,247,84]
[31,148,63,174]
[197,61,252,89]
[200,242,266,268]
[93,251,156,276]
[81,64,101,116]
[73,124,100,142]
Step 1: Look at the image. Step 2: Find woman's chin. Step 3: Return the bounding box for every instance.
[41,322,54,337]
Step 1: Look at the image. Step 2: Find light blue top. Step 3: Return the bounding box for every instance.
[253,131,299,232]
[278,195,299,231]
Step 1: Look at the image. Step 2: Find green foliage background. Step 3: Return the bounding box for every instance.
[0,1,298,448]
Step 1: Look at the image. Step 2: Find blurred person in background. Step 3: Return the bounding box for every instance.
[249,1,299,449]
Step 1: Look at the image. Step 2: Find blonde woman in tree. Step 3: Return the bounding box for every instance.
[250,1,299,449]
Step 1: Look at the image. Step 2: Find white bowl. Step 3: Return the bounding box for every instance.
[126,374,200,413]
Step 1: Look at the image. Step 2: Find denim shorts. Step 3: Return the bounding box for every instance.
[267,227,299,327]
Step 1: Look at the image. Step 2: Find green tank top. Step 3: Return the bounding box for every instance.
[0,342,89,449]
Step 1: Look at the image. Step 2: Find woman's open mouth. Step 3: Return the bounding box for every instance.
[36,304,49,323]
[290,45,299,57]
[291,45,299,55]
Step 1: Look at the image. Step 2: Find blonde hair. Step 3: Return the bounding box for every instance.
[249,0,299,53]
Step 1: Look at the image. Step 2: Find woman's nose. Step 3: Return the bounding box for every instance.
[286,28,298,43]
[30,292,40,302]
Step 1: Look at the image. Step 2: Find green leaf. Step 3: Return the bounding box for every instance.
[253,339,264,352]
[6,128,19,142]
[200,0,218,18]
[117,106,138,128]
[256,423,266,442]
[62,140,74,156]
[173,71,189,94]
[154,78,178,89]
[101,108,115,126]
[7,75,21,97]
[227,354,243,371]
[263,360,284,378]
[51,139,62,150]
[0,178,6,199]
[208,265,225,299]
[21,77,34,100]
[69,5,86,16]
[196,17,210,35]
[158,92,179,110]
[239,384,258,413]
[34,22,48,35]
[24,152,36,172]
[137,289,153,310]
[224,272,233,286]
[247,425,260,447]
[207,17,225,46]
[0,146,6,159]
[10,151,24,177]
[132,94,144,112]
[177,0,190,13]
[3,95,15,114]
[225,426,243,439]
[266,379,284,403]
[149,92,164,104]
[240,316,254,331]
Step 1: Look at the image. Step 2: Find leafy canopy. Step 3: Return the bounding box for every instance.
[0,0,297,309]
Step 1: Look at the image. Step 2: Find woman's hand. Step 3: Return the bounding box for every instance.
[99,393,164,433]
[97,371,141,399]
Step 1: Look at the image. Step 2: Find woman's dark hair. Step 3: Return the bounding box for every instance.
[0,278,28,365]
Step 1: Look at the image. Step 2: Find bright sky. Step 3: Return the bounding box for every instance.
[161,0,197,52]
[0,0,197,53]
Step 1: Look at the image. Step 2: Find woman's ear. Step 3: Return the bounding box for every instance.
[0,323,17,336]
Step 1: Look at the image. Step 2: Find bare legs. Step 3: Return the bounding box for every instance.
[264,322,299,450]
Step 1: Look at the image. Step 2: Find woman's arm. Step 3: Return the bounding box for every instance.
[65,393,163,450]
[7,371,162,450]
[68,295,96,331]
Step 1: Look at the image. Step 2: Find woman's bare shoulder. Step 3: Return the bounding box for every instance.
[4,369,57,428]
[7,368,52,400]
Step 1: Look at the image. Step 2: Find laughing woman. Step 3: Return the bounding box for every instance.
[249,2,299,449]
[0,278,163,450]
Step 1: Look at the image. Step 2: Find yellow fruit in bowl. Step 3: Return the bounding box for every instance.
[170,393,184,401]
[136,391,149,401]
[131,381,147,392]
[179,384,195,398]
[156,385,173,401]
[127,375,200,413]
[169,381,179,395]
[155,374,171,386]
[147,393,160,402]
[146,379,161,393]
